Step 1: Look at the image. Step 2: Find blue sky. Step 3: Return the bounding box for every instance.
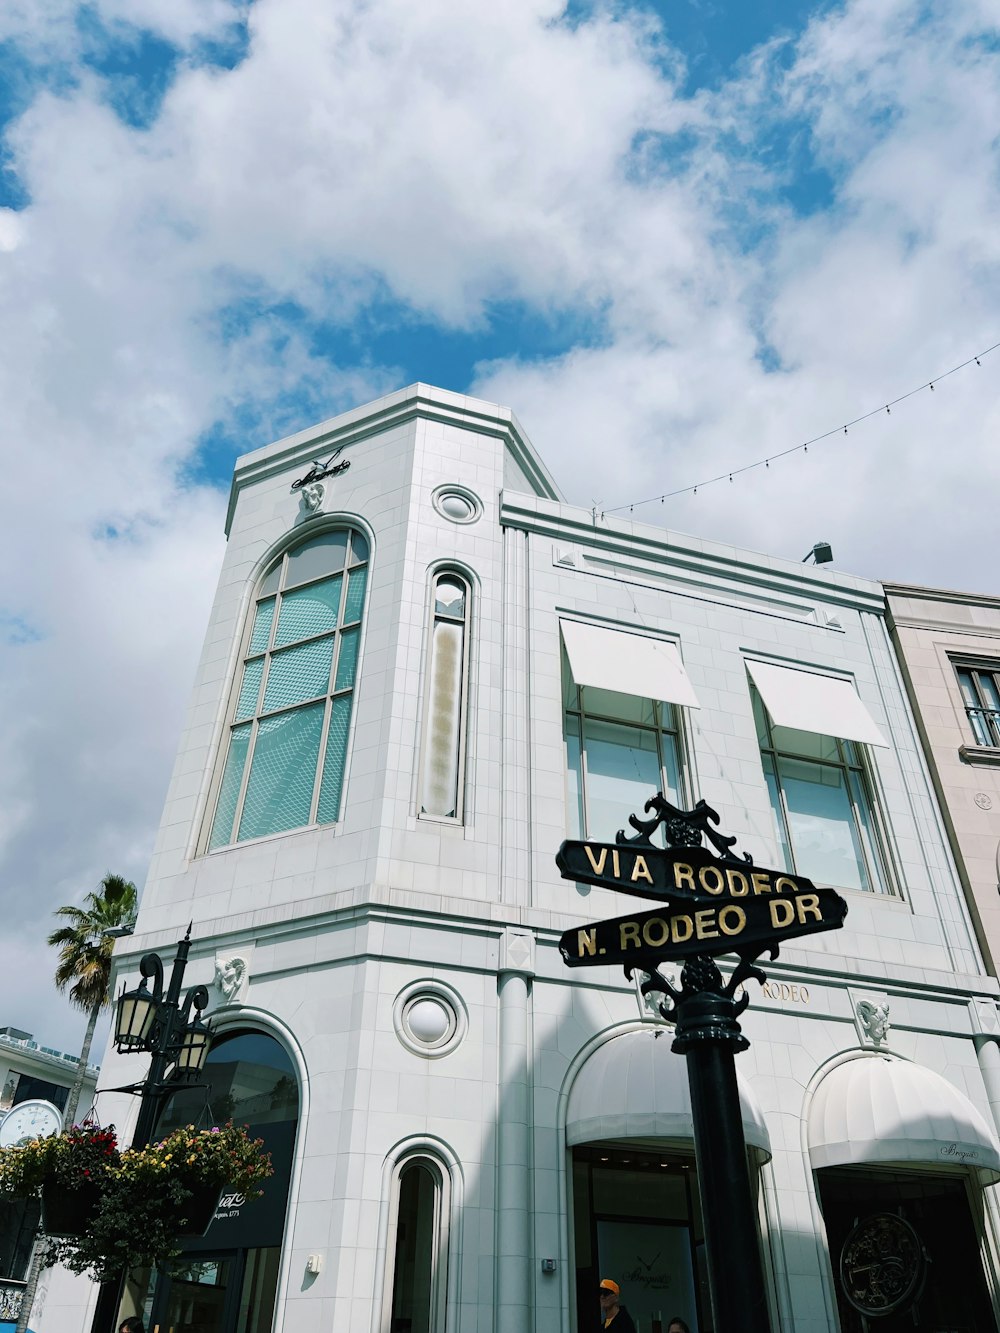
[0,0,998,1052]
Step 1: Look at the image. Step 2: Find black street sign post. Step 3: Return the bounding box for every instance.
[556,794,848,1333]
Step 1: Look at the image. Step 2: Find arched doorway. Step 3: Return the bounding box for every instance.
[122,1029,299,1333]
[567,1029,771,1333]
[808,1054,1000,1332]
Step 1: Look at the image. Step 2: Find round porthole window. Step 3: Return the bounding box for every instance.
[432,485,482,525]
[394,980,468,1058]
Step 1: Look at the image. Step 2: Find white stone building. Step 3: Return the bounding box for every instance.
[46,386,1000,1333]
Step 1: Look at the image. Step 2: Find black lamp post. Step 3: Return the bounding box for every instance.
[90,926,212,1333]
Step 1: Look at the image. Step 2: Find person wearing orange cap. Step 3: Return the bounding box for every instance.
[598,1278,636,1332]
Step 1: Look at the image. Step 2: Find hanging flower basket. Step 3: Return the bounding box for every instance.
[0,1124,119,1202]
[40,1178,103,1236]
[40,1123,272,1281]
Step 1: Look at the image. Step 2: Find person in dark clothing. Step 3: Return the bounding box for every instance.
[119,1318,145,1333]
[598,1278,637,1332]
[667,1319,691,1333]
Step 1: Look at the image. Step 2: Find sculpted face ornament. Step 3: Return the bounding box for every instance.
[857,998,890,1045]
[214,955,248,1004]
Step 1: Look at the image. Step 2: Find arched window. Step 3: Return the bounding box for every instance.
[417,570,471,820]
[130,1030,301,1333]
[382,1155,451,1333]
[208,528,369,848]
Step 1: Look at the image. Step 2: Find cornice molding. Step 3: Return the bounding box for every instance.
[501,495,887,615]
[225,385,563,534]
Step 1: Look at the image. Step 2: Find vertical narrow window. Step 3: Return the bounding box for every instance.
[207,528,369,848]
[418,571,471,820]
[383,1156,449,1333]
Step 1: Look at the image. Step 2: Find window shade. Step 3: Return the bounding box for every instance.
[560,620,700,708]
[746,659,888,747]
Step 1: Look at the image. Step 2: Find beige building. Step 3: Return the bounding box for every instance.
[886,583,1000,974]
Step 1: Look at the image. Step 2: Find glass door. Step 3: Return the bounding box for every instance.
[148,1255,241,1333]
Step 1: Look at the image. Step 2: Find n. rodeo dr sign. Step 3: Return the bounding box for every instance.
[556,835,848,967]
[559,889,847,968]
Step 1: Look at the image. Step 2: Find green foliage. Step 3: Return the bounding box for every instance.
[47,872,138,1014]
[0,1122,271,1282]
[0,1125,119,1198]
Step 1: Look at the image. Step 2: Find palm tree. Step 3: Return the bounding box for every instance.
[47,872,139,1126]
[13,874,140,1333]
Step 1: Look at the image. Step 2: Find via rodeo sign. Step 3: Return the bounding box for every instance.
[557,795,847,969]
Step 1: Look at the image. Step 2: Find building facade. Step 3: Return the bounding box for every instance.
[0,1028,99,1323]
[886,583,1000,977]
[44,387,1000,1333]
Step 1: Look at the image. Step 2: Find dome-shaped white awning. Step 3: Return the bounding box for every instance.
[808,1055,1000,1185]
[566,1027,771,1162]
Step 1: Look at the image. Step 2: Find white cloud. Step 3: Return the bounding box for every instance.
[0,0,997,1050]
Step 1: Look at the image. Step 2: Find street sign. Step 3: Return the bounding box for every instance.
[556,838,818,905]
[559,886,848,968]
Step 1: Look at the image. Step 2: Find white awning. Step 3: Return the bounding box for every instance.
[808,1055,1000,1185]
[746,659,888,747]
[560,621,700,709]
[566,1027,770,1161]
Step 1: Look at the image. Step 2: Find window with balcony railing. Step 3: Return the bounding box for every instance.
[955,665,1000,749]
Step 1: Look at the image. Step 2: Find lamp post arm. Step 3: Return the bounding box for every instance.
[137,952,165,1005]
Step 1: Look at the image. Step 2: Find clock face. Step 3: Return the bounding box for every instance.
[0,1099,64,1147]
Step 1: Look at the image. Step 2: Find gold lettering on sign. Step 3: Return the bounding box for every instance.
[774,876,798,894]
[695,908,719,939]
[726,868,750,897]
[769,899,795,928]
[796,894,821,923]
[642,917,670,947]
[671,914,694,943]
[631,855,654,885]
[577,928,597,958]
[584,846,607,876]
[611,849,621,878]
[673,863,696,892]
[718,905,746,936]
[699,866,725,895]
[751,872,772,895]
[620,920,641,950]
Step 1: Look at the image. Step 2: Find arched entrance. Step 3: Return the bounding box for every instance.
[121,1029,299,1333]
[567,1029,771,1333]
[808,1054,1000,1332]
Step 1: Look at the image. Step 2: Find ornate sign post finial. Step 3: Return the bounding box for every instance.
[556,793,848,1333]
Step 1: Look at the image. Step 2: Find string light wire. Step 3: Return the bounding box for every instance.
[601,340,999,518]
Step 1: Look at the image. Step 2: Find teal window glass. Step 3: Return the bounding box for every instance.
[334,627,360,691]
[274,576,342,647]
[317,694,353,823]
[754,685,889,894]
[248,598,276,654]
[238,704,325,840]
[208,528,369,847]
[564,664,683,844]
[345,566,367,624]
[235,659,264,720]
[209,723,252,850]
[262,639,334,712]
